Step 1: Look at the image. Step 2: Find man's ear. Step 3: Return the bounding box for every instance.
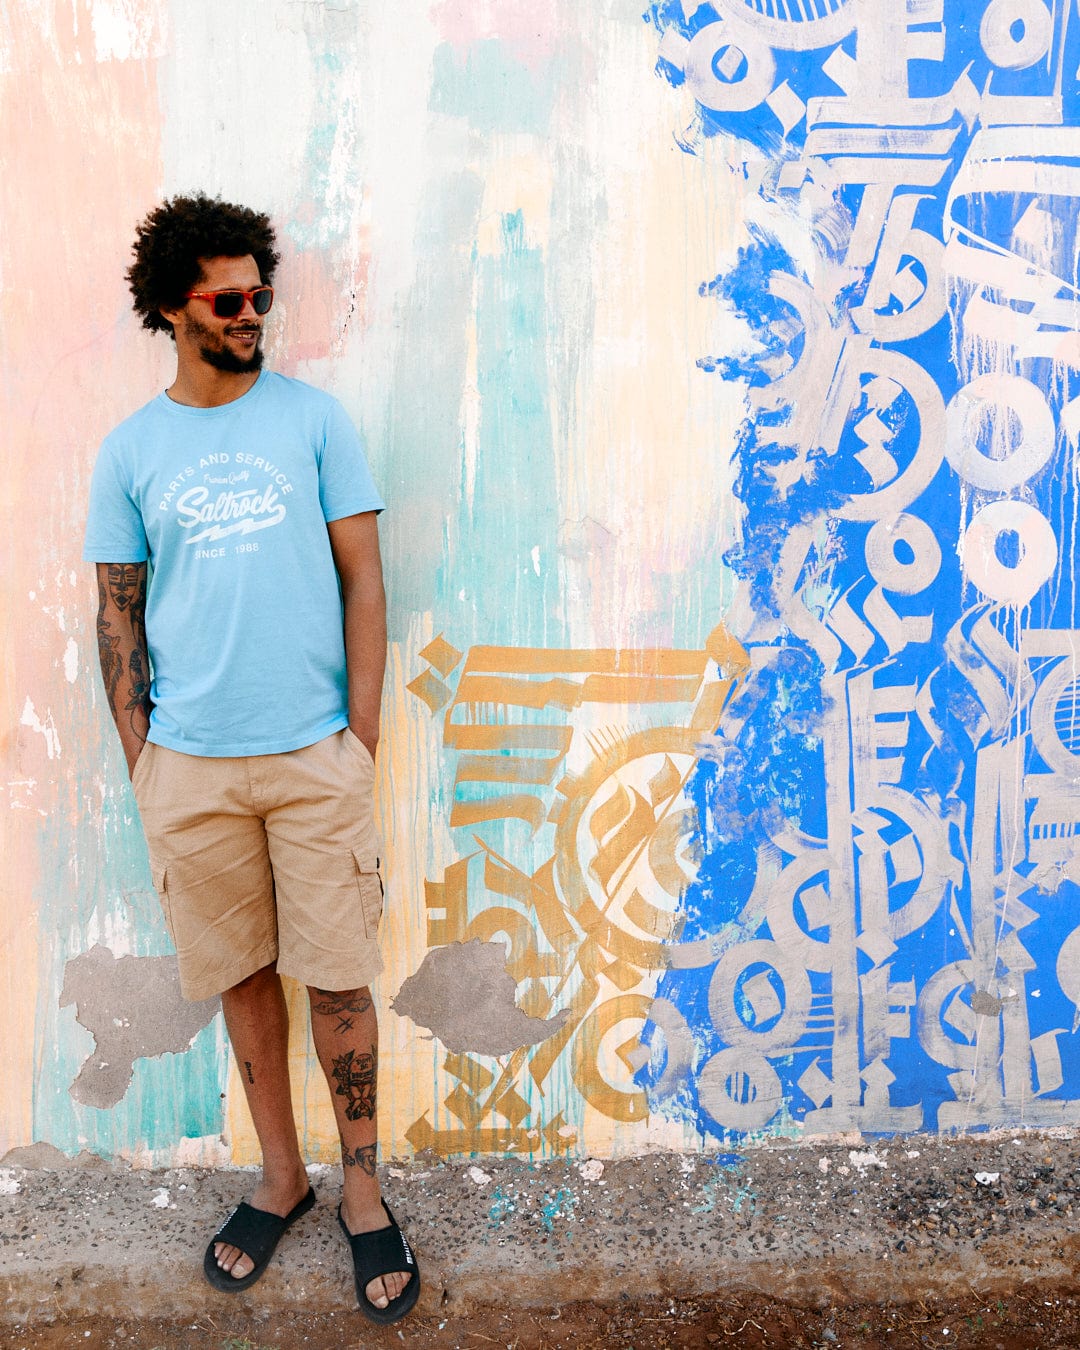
[158,301,183,330]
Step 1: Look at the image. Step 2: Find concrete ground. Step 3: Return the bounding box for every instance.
[3,1133,1080,1339]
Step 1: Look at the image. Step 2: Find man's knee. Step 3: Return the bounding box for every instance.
[227,962,280,996]
[308,983,371,999]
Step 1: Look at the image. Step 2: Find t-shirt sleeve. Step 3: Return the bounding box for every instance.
[83,441,149,563]
[317,398,386,522]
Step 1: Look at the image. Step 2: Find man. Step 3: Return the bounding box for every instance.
[84,194,418,1325]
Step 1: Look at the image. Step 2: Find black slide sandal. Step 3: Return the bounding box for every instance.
[337,1198,421,1324]
[203,1185,317,1292]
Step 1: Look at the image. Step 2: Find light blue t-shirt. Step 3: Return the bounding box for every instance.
[83,370,385,756]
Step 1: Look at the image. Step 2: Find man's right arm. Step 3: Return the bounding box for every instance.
[95,562,153,778]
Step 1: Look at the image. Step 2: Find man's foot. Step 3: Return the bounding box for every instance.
[339,1196,417,1315]
[212,1169,312,1281]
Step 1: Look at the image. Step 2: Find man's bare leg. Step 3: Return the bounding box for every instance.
[307,985,412,1310]
[213,964,310,1278]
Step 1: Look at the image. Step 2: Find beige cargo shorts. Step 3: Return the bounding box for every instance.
[132,727,385,1002]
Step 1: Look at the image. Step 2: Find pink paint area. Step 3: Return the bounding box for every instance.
[430,0,560,67]
[273,245,369,373]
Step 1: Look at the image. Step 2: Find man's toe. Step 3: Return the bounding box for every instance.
[215,1242,253,1278]
[365,1271,411,1307]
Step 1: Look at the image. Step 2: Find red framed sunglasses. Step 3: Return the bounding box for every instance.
[184,285,274,318]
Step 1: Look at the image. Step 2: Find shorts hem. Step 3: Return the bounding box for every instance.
[276,951,386,992]
[179,943,280,1002]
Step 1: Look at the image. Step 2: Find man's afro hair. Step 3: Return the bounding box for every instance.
[127,193,281,334]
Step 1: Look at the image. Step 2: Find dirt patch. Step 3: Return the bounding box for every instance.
[7,1292,1080,1350]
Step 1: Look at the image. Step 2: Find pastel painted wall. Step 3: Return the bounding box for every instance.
[3,0,1079,1168]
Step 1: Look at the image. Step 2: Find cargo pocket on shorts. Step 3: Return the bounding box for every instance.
[150,862,176,943]
[352,850,384,939]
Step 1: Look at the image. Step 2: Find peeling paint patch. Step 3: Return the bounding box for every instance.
[0,1170,21,1196]
[59,945,220,1109]
[90,0,160,63]
[0,1142,108,1170]
[692,1159,758,1217]
[391,939,569,1056]
[487,1185,517,1227]
[62,638,78,683]
[970,989,1004,1017]
[538,1186,578,1232]
[20,696,60,759]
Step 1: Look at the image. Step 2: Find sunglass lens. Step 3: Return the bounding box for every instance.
[212,292,245,318]
[252,287,274,315]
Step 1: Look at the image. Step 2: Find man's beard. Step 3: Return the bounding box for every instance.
[181,312,264,374]
[200,339,264,374]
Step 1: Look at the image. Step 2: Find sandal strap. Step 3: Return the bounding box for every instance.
[214,1202,291,1267]
[340,1204,418,1285]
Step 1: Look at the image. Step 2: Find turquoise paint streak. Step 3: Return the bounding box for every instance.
[430,40,557,136]
[382,171,483,637]
[439,208,566,907]
[447,210,562,652]
[34,696,225,1157]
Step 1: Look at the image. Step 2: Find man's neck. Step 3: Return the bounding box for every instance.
[166,361,262,409]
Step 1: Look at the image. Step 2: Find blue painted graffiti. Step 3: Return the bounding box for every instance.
[641,0,1080,1139]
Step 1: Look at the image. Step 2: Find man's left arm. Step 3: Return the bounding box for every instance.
[327,511,387,760]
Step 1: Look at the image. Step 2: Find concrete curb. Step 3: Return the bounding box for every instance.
[3,1133,1080,1326]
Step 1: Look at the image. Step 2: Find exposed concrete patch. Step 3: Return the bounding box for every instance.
[970,988,1004,1016]
[58,945,220,1108]
[0,1143,108,1171]
[392,939,569,1054]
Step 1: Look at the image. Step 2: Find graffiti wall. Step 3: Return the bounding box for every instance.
[636,0,1080,1144]
[3,0,1080,1168]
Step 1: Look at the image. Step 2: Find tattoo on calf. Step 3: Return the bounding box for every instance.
[331,1048,377,1121]
[342,1143,377,1176]
[335,1015,355,1035]
[312,989,372,1018]
[244,1060,255,1085]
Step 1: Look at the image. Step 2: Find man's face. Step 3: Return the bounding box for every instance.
[175,254,267,375]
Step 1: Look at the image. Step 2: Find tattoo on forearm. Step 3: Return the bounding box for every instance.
[107,563,140,613]
[342,1143,377,1176]
[127,648,151,737]
[332,1048,377,1121]
[96,580,123,702]
[312,989,372,1018]
[244,1061,255,1085]
[97,564,151,739]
